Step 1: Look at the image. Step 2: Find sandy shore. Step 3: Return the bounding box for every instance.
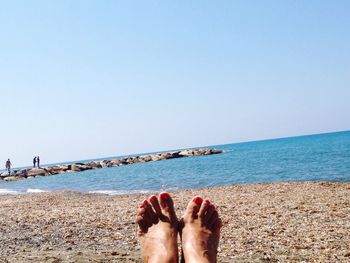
[0,182,349,262]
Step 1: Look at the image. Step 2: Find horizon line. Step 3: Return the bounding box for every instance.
[3,129,348,171]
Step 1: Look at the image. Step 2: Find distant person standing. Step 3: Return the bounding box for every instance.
[5,159,11,175]
[33,156,37,168]
[37,156,40,168]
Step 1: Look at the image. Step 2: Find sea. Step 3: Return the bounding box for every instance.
[1,131,349,195]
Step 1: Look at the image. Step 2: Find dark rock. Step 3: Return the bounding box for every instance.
[170,151,182,158]
[109,159,121,166]
[70,164,81,171]
[100,160,112,168]
[126,157,140,164]
[86,162,100,169]
[71,164,91,172]
[150,154,162,161]
[211,149,223,154]
[119,158,129,165]
[27,168,47,177]
[15,169,28,177]
[140,155,152,162]
[46,165,68,175]
[160,153,173,159]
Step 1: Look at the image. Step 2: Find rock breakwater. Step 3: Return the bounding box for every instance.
[0,148,223,182]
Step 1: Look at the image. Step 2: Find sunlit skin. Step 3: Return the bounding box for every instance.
[136,192,179,263]
[180,196,222,263]
[136,193,221,263]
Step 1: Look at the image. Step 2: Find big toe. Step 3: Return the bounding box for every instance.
[183,196,203,222]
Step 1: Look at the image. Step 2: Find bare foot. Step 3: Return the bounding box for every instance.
[180,196,222,263]
[136,192,179,263]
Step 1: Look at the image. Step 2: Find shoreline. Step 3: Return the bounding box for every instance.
[1,181,349,262]
[1,179,349,196]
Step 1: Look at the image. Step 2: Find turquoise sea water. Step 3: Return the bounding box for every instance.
[1,131,349,195]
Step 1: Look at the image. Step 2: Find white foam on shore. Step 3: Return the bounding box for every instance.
[88,189,153,195]
[27,188,48,193]
[161,186,179,192]
[0,189,21,195]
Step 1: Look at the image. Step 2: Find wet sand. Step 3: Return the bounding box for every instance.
[0,182,349,262]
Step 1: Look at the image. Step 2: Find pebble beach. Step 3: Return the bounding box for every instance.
[0,182,349,262]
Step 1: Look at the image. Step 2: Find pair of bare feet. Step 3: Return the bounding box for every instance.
[136,192,222,263]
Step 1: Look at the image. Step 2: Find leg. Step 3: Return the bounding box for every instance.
[180,196,222,263]
[136,192,179,263]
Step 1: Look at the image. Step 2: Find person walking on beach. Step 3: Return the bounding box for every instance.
[33,156,37,168]
[37,156,40,168]
[5,159,11,175]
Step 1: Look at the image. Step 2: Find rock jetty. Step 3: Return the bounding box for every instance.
[0,148,223,182]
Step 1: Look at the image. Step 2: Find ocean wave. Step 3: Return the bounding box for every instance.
[88,189,153,195]
[27,189,48,193]
[0,189,21,195]
[160,186,179,192]
[88,187,181,195]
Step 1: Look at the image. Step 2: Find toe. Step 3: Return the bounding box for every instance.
[159,192,177,222]
[198,199,211,218]
[145,200,158,225]
[149,195,162,216]
[136,200,149,234]
[136,200,147,219]
[159,192,172,209]
[202,204,215,224]
[207,210,219,230]
[140,200,154,228]
[210,217,222,235]
[184,196,203,221]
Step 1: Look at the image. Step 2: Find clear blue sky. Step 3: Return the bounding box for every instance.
[1,0,349,167]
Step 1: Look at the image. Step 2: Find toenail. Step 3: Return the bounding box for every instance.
[193,196,203,205]
[204,199,210,204]
[160,192,170,200]
[149,195,157,202]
